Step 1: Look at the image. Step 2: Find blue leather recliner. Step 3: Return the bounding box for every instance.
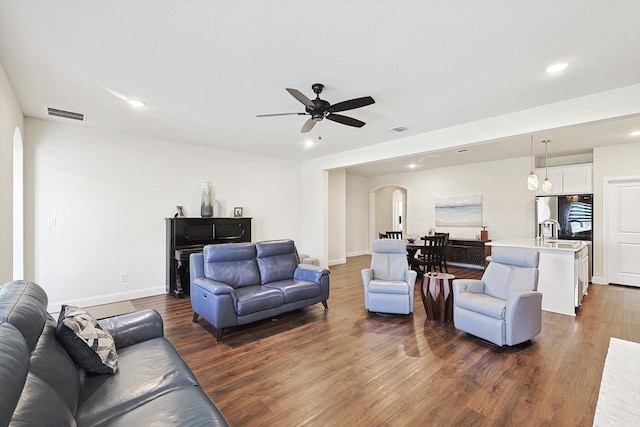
[453,246,541,346]
[190,240,330,341]
[362,239,417,315]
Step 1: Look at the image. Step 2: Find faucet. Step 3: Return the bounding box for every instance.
[541,219,561,240]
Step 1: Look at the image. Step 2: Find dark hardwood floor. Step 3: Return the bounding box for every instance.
[132,255,640,426]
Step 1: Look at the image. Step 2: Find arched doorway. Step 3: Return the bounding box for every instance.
[369,185,408,246]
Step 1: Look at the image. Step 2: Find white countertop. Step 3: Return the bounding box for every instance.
[487,238,587,253]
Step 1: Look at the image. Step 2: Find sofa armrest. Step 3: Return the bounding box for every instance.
[405,269,417,289]
[190,253,205,285]
[505,291,543,345]
[294,264,330,283]
[192,277,235,295]
[98,309,164,350]
[361,268,373,287]
[453,279,485,296]
[505,291,543,323]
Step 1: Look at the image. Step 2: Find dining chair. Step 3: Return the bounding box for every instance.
[379,233,388,239]
[385,231,403,239]
[411,234,447,275]
[435,232,450,273]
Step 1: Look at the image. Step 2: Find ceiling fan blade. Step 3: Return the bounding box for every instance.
[256,112,306,117]
[329,96,375,113]
[286,88,314,108]
[326,113,366,128]
[301,117,319,133]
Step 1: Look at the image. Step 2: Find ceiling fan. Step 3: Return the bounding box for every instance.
[257,83,375,133]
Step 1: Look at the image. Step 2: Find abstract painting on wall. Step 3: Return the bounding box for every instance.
[435,195,482,227]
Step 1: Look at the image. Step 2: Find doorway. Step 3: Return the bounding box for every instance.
[604,176,640,287]
[369,185,407,246]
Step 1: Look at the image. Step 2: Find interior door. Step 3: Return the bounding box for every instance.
[606,178,640,287]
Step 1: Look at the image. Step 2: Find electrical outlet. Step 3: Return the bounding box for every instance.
[120,273,127,283]
[47,217,57,227]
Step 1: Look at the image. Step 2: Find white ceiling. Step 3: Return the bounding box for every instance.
[1,0,639,173]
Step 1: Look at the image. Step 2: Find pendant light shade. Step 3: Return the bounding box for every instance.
[527,135,538,190]
[542,140,552,193]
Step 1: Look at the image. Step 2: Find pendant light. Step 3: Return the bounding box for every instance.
[541,140,553,193]
[527,135,538,190]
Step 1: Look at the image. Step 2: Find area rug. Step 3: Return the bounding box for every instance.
[593,337,640,426]
[84,300,137,320]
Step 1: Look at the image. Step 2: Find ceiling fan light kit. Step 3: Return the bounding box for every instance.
[257,83,375,133]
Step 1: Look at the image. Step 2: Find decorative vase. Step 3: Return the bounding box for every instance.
[200,183,213,218]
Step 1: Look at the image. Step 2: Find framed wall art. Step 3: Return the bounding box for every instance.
[435,195,482,227]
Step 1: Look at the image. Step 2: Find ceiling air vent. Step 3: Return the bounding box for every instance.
[47,107,85,122]
[388,126,408,133]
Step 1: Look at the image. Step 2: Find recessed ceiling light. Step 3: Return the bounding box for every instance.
[408,163,417,169]
[304,139,315,148]
[388,126,408,133]
[629,130,640,137]
[546,62,569,73]
[456,149,470,153]
[425,153,440,158]
[127,99,146,108]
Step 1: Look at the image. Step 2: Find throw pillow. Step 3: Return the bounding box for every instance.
[55,305,118,374]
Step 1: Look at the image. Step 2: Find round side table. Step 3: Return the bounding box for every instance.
[421,272,456,321]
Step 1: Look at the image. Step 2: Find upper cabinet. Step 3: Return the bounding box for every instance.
[535,164,592,195]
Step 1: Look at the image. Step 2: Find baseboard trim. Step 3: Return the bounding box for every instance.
[591,276,606,285]
[329,258,347,266]
[48,286,166,314]
[346,250,369,257]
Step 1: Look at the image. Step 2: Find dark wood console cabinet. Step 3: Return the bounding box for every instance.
[165,217,252,297]
[446,238,491,270]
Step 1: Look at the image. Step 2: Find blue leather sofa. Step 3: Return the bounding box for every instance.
[190,239,330,341]
[0,280,229,427]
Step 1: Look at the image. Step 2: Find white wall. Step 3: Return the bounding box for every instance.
[347,156,534,255]
[328,168,346,265]
[345,174,368,257]
[592,142,640,282]
[0,60,24,283]
[24,118,302,311]
[300,85,640,267]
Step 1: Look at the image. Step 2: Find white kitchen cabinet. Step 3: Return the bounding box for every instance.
[578,246,589,300]
[488,239,590,316]
[535,164,592,195]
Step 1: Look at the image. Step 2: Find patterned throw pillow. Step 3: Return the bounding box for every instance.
[55,305,118,374]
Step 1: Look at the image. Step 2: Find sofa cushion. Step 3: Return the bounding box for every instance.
[456,292,506,319]
[76,337,201,427]
[234,285,285,315]
[29,316,80,414]
[368,279,410,295]
[264,279,322,303]
[203,243,261,288]
[0,322,30,427]
[256,240,299,285]
[56,305,118,374]
[0,280,48,352]
[9,372,77,427]
[103,384,230,427]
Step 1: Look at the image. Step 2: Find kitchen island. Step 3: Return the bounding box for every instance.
[487,239,590,316]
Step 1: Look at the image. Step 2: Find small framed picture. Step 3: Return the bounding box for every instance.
[233,207,243,217]
[175,206,185,217]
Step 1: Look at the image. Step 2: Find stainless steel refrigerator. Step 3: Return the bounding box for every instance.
[535,194,593,241]
[535,194,593,279]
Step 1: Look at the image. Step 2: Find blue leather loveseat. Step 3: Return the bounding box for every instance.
[190,239,330,341]
[0,280,229,427]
